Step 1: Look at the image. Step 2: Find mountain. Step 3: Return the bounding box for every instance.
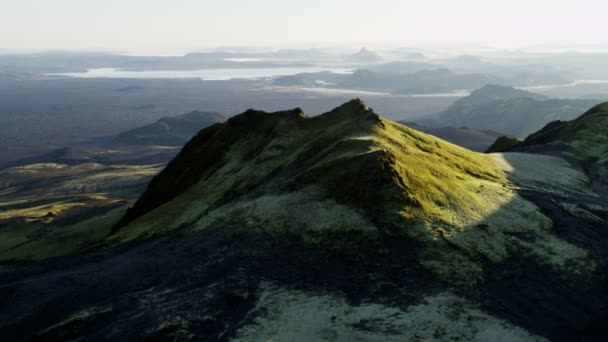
[485,136,522,153]
[502,102,608,190]
[117,99,517,242]
[426,84,600,137]
[437,56,572,86]
[401,122,505,152]
[343,68,503,94]
[115,110,225,146]
[348,47,382,63]
[0,145,181,170]
[369,60,441,73]
[454,84,548,106]
[0,110,223,169]
[1,100,606,340]
[273,69,506,94]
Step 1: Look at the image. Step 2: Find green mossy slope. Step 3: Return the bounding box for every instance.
[112,99,595,285]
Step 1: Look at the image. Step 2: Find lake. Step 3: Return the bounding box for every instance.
[47,67,353,81]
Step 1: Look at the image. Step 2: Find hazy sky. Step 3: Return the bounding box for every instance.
[2,0,607,52]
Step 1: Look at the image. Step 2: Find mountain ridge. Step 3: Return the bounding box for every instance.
[503,102,608,190]
[1,100,607,340]
[114,99,593,287]
[426,84,600,137]
[115,110,225,146]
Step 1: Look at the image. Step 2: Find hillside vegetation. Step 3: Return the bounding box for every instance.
[114,100,593,285]
[2,100,607,341]
[0,162,161,261]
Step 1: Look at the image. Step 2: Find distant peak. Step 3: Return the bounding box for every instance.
[454,84,547,107]
[319,99,380,123]
[350,47,381,61]
[345,98,369,110]
[338,98,372,114]
[290,107,306,117]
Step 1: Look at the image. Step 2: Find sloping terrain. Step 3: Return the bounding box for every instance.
[426,85,600,137]
[114,99,599,284]
[0,162,162,261]
[2,145,180,169]
[508,102,608,191]
[115,110,225,146]
[485,136,522,153]
[453,84,548,106]
[273,68,505,94]
[1,110,224,170]
[400,121,505,151]
[0,100,606,341]
[0,110,220,261]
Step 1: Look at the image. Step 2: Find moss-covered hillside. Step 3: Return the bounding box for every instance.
[113,99,594,285]
[3,100,607,341]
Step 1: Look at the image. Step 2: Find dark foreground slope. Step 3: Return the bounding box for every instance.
[1,100,607,341]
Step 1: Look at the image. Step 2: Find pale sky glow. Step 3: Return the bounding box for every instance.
[1,0,608,52]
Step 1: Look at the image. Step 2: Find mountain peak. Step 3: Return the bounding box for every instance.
[111,100,591,287]
[349,47,381,62]
[461,84,547,105]
[322,98,379,121]
[338,98,370,112]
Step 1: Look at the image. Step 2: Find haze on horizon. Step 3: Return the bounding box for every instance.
[2,0,608,54]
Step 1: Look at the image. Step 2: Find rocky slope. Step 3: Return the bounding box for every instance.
[0,100,606,341]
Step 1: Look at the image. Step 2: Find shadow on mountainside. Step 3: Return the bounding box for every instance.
[469,152,608,340]
[0,100,607,341]
[0,153,606,341]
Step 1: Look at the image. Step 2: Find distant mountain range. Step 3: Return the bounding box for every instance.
[501,102,608,191]
[424,84,602,137]
[115,110,225,146]
[348,47,382,63]
[273,68,505,94]
[1,111,225,169]
[400,122,504,152]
